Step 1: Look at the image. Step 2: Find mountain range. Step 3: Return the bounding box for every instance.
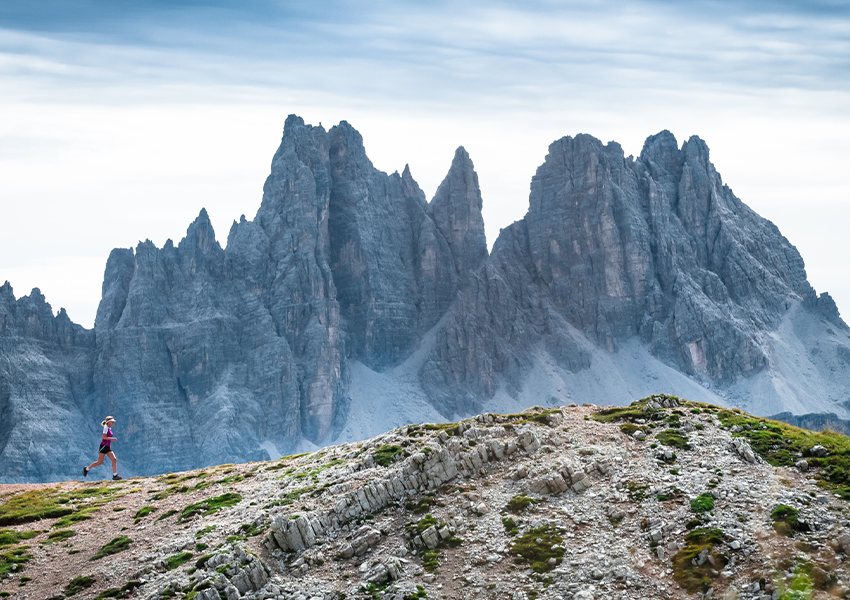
[1,115,849,482]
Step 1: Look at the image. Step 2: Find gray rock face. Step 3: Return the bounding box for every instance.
[0,284,95,481]
[327,127,486,367]
[0,116,489,480]
[2,118,848,482]
[421,130,847,412]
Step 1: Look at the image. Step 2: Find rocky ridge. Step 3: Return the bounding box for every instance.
[2,116,850,482]
[3,396,850,600]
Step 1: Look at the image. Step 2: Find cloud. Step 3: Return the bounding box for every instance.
[1,0,849,324]
[2,0,849,107]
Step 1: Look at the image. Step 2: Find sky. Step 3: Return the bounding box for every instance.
[1,0,848,328]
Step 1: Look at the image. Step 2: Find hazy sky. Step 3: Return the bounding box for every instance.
[1,0,848,327]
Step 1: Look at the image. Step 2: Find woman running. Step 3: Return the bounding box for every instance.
[83,416,122,480]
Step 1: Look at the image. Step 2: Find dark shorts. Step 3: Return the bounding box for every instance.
[98,444,113,455]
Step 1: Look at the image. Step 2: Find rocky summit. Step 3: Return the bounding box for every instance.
[2,398,850,600]
[1,116,849,482]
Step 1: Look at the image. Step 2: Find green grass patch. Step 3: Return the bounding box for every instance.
[0,486,117,526]
[671,528,726,594]
[779,558,838,594]
[276,452,310,462]
[0,529,41,549]
[53,509,98,529]
[42,529,76,545]
[373,445,406,467]
[656,429,691,450]
[717,410,850,499]
[0,545,33,577]
[195,553,214,568]
[498,409,563,427]
[237,522,267,537]
[64,575,96,597]
[619,423,648,436]
[422,549,439,573]
[405,495,436,514]
[422,422,461,436]
[406,515,440,537]
[194,525,216,538]
[403,584,427,599]
[690,493,715,513]
[502,517,519,536]
[593,406,648,423]
[509,525,565,573]
[505,495,538,514]
[179,493,241,522]
[90,536,132,561]
[164,551,193,570]
[150,479,212,501]
[225,522,269,544]
[265,485,315,508]
[771,505,809,536]
[133,505,156,521]
[591,396,658,424]
[156,509,179,522]
[656,487,683,502]
[627,481,649,502]
[92,581,142,600]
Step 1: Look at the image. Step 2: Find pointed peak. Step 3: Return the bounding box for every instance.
[402,164,412,178]
[137,239,158,253]
[284,114,305,131]
[182,208,218,254]
[647,130,678,147]
[428,141,488,275]
[545,133,606,162]
[186,208,214,237]
[449,146,475,173]
[640,130,681,166]
[329,120,365,150]
[683,135,710,161]
[194,207,211,223]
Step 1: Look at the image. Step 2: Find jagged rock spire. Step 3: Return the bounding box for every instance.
[428,147,488,278]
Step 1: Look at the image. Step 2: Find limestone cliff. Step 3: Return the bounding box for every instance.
[420,131,850,417]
